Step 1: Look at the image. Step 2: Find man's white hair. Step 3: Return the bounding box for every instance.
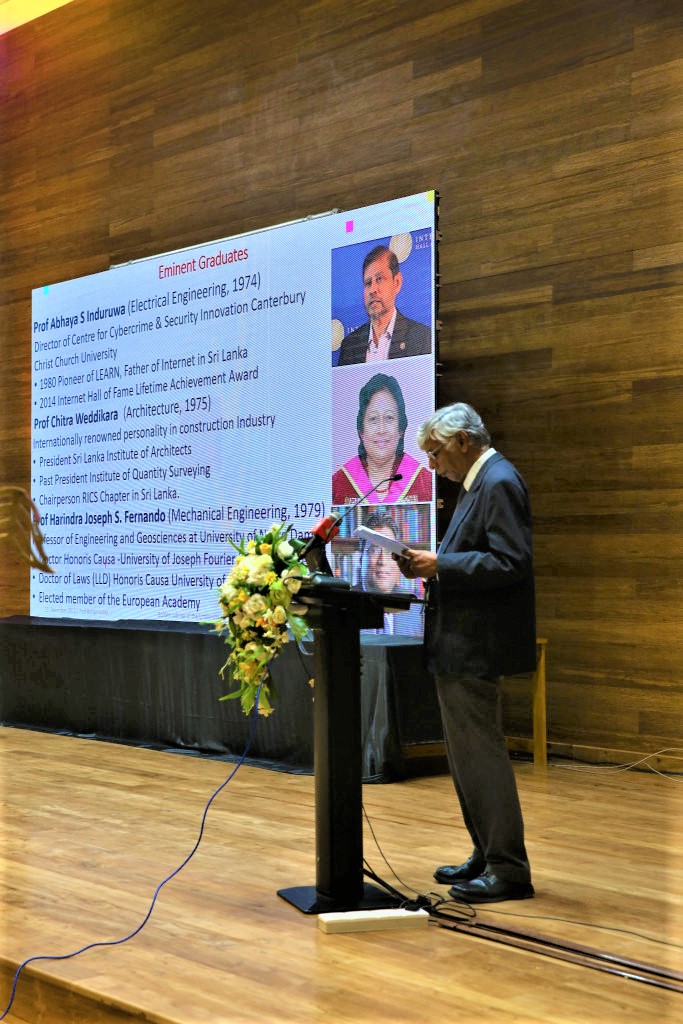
[417,402,491,450]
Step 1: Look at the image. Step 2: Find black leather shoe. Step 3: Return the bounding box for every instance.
[433,853,486,884]
[448,873,534,904]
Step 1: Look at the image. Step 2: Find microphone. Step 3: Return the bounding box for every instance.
[298,513,341,556]
[299,473,403,559]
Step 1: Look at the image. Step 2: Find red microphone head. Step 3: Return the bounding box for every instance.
[311,513,341,543]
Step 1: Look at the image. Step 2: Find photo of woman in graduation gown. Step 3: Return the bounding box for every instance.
[332,373,432,505]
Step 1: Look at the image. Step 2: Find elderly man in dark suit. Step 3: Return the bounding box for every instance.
[338,245,431,365]
[394,402,536,903]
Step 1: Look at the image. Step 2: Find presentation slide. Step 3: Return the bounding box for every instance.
[31,192,437,627]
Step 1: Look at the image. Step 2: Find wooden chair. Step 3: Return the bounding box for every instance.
[530,637,548,767]
[0,485,54,572]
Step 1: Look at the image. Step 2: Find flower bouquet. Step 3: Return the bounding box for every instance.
[215,523,311,716]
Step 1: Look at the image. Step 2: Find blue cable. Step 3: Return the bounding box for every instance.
[0,688,262,1021]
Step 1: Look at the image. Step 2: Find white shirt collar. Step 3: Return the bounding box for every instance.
[366,308,398,362]
[462,447,496,492]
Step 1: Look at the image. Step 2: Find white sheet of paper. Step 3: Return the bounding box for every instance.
[355,526,408,556]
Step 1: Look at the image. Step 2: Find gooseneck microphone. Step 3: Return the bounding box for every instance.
[299,473,403,561]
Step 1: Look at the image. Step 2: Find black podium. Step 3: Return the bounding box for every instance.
[277,573,413,914]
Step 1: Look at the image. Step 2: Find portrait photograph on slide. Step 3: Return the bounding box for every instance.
[330,359,434,507]
[330,502,431,638]
[331,228,433,367]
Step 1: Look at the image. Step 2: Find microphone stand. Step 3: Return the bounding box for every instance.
[300,473,403,575]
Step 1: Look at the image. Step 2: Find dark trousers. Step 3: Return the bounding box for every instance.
[435,672,531,884]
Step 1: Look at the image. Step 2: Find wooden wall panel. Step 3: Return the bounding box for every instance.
[1,0,682,757]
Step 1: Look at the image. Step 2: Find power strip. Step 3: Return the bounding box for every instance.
[318,908,429,934]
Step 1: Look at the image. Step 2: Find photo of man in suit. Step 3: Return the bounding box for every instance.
[337,244,431,365]
[394,402,537,904]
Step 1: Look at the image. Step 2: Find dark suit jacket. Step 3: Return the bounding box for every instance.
[425,452,536,680]
[338,309,431,365]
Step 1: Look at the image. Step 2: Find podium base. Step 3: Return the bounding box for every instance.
[277,882,401,915]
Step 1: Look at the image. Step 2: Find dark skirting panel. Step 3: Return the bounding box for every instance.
[0,619,442,781]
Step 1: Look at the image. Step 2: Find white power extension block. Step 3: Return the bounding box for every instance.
[318,908,429,934]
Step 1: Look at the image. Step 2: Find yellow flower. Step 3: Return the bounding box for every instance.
[230,561,249,584]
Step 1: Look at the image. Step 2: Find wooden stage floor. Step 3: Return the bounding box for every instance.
[0,726,681,1023]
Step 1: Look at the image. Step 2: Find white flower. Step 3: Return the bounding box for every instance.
[242,593,268,619]
[272,604,287,626]
[219,581,238,603]
[282,564,304,593]
[245,553,274,586]
[275,539,294,560]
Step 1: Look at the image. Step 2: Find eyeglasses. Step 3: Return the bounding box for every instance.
[426,441,446,463]
[367,544,391,558]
